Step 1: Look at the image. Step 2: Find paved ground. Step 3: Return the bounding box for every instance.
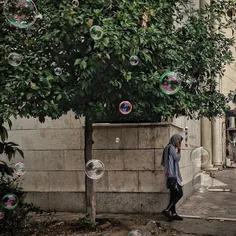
[178,168,236,219]
[29,169,236,236]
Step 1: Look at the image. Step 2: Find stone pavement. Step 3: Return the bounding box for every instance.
[178,168,236,219]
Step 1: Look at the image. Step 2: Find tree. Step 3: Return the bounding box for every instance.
[1,0,236,222]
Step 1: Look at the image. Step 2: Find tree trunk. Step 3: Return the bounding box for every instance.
[84,116,96,223]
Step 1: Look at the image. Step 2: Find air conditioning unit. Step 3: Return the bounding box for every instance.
[228,116,236,129]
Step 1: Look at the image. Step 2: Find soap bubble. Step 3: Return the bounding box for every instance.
[85,159,105,180]
[15,162,26,175]
[90,25,103,40]
[115,137,120,143]
[119,101,132,115]
[129,55,139,66]
[8,53,22,67]
[2,194,19,210]
[192,171,212,192]
[128,230,143,236]
[4,0,38,29]
[160,72,181,95]
[72,0,79,7]
[0,212,4,220]
[54,67,62,76]
[190,147,210,167]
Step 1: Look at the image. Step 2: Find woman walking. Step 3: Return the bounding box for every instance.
[161,134,184,221]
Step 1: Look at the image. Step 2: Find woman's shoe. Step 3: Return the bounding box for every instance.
[161,210,173,222]
[172,214,183,221]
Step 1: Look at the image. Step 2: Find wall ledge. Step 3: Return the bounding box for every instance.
[92,121,184,130]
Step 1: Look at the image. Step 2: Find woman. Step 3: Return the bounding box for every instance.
[161,134,184,221]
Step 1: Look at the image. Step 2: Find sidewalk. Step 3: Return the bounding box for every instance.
[178,168,236,219]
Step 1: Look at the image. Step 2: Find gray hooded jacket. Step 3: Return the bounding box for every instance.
[161,134,183,186]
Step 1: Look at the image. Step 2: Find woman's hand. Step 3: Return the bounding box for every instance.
[177,142,182,153]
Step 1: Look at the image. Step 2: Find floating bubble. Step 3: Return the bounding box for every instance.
[190,147,210,167]
[72,0,79,7]
[8,53,22,67]
[15,162,26,175]
[128,230,143,236]
[119,101,132,115]
[2,194,19,210]
[90,26,103,40]
[85,159,105,180]
[0,212,4,220]
[115,137,120,143]
[160,72,181,95]
[192,171,212,192]
[4,0,38,29]
[129,56,139,66]
[54,67,62,76]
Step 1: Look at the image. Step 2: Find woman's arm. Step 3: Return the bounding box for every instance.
[169,146,181,162]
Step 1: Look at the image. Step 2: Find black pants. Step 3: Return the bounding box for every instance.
[166,184,183,214]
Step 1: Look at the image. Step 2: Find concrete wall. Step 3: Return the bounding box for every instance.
[2,113,201,213]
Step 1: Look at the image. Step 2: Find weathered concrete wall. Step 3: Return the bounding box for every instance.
[3,113,201,213]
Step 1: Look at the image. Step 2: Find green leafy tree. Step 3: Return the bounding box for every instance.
[0,118,24,176]
[1,0,236,222]
[0,120,44,236]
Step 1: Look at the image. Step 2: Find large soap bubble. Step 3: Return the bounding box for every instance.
[190,147,210,167]
[15,162,26,175]
[119,101,132,115]
[54,67,62,76]
[72,0,79,7]
[129,55,139,66]
[85,159,105,180]
[8,52,22,67]
[2,193,19,210]
[90,25,103,40]
[4,0,38,29]
[160,72,181,95]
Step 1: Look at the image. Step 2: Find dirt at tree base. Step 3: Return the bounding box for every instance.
[20,218,180,236]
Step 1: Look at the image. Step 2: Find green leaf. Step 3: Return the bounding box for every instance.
[0,126,8,142]
[56,94,62,100]
[15,147,24,158]
[74,59,81,66]
[5,142,19,146]
[43,104,49,110]
[27,93,33,100]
